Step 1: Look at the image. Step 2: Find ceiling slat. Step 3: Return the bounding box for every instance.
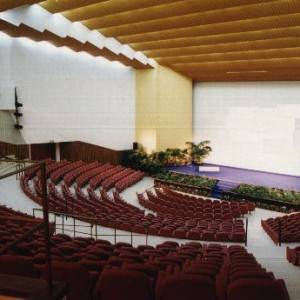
[156,47,300,65]
[147,38,300,58]
[39,0,108,14]
[63,0,185,22]
[0,0,41,12]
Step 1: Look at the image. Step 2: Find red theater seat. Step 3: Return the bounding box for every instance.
[94,269,153,300]
[157,274,215,300]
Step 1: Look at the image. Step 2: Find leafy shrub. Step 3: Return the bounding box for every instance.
[232,184,300,205]
[155,172,217,189]
[124,149,164,175]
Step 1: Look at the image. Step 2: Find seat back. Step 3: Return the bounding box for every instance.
[157,274,215,300]
[227,278,288,300]
[0,255,37,277]
[95,269,153,300]
[42,261,92,300]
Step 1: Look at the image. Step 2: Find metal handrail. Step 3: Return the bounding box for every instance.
[33,208,148,245]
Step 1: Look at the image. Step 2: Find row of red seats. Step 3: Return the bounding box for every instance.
[0,204,44,248]
[101,168,135,191]
[24,158,53,180]
[50,161,85,184]
[37,160,70,179]
[157,187,254,215]
[75,163,113,187]
[64,161,100,186]
[140,190,246,220]
[286,246,300,266]
[115,170,144,192]
[261,213,300,244]
[88,165,125,189]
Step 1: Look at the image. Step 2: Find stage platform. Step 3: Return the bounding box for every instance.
[168,164,300,192]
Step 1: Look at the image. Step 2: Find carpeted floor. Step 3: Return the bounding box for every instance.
[168,164,300,191]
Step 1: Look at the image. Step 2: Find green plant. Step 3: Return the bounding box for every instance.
[125,147,164,175]
[232,184,300,205]
[185,141,212,165]
[155,172,217,189]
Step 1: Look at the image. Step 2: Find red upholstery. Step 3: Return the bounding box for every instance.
[42,261,93,300]
[0,255,37,277]
[262,213,300,244]
[286,246,300,266]
[94,269,153,300]
[227,278,289,300]
[157,274,215,300]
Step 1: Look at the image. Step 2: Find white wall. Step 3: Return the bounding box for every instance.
[0,33,135,150]
[193,82,300,175]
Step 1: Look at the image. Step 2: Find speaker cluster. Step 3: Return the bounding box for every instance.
[14,87,23,130]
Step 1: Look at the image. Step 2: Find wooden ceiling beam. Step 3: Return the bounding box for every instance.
[146,37,300,58]
[117,12,300,44]
[156,47,300,65]
[170,57,300,73]
[39,0,108,14]
[97,1,300,37]
[62,0,185,22]
[131,26,300,51]
[0,0,41,12]
[80,0,275,30]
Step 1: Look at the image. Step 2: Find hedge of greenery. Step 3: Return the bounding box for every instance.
[155,172,217,189]
[231,184,300,205]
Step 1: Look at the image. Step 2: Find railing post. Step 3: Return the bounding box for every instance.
[73,217,76,238]
[90,224,93,238]
[62,214,64,234]
[245,217,248,247]
[95,225,98,240]
[130,231,133,246]
[54,214,57,234]
[278,219,282,247]
[40,161,52,293]
[146,230,148,246]
[114,227,117,244]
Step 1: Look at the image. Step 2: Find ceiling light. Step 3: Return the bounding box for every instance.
[226,70,268,74]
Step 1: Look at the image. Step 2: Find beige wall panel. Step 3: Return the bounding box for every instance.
[136,65,192,153]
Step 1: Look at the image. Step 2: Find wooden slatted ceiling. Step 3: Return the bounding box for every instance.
[10,0,300,80]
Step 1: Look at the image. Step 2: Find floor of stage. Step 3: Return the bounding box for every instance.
[168,164,300,191]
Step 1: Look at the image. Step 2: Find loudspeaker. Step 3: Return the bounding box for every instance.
[15,101,23,108]
[133,142,139,151]
[14,124,23,130]
[14,112,23,117]
[14,87,23,107]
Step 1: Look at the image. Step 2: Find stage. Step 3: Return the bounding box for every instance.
[168,164,300,192]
